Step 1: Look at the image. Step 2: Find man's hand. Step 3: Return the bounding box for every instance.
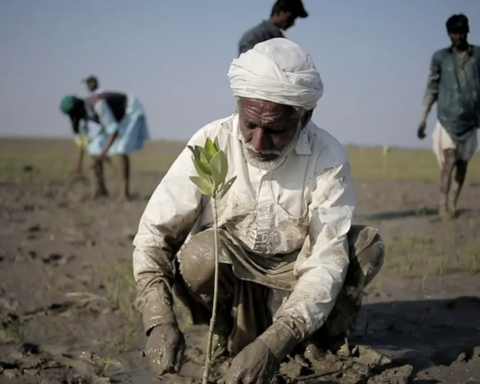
[221,339,279,384]
[417,121,427,139]
[145,323,186,375]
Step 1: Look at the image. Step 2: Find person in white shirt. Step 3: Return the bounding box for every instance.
[132,38,385,383]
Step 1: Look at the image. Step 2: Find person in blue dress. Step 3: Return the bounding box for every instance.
[60,91,150,199]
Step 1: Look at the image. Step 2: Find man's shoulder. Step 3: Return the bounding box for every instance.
[188,114,237,144]
[431,47,451,60]
[240,21,267,39]
[470,44,480,56]
[432,45,480,59]
[306,123,349,166]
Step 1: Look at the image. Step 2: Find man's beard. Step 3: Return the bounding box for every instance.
[242,123,302,171]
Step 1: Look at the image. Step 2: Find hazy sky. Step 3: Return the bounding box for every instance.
[1,0,479,148]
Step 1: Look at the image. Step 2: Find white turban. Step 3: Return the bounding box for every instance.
[228,38,324,111]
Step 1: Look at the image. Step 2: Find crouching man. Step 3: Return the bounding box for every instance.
[132,38,385,384]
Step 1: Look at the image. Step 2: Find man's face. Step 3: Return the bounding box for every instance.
[277,11,297,30]
[448,27,468,49]
[86,80,98,92]
[238,98,305,169]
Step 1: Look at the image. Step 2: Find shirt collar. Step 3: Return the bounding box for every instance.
[295,128,311,155]
[448,44,474,56]
[229,113,311,156]
[263,19,284,35]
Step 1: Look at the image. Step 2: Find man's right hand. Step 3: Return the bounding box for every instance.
[145,323,186,375]
[417,121,427,139]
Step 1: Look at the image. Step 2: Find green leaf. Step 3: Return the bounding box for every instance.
[204,138,217,161]
[188,145,201,162]
[193,159,211,181]
[191,146,204,164]
[190,176,213,196]
[199,152,211,173]
[210,151,228,191]
[219,176,236,199]
[214,137,220,152]
[190,146,211,175]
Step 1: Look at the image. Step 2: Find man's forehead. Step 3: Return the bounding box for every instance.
[239,97,294,114]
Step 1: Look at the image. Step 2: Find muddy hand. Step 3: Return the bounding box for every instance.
[220,339,279,384]
[417,121,426,139]
[145,323,186,375]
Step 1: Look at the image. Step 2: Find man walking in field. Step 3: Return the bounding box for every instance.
[238,0,309,56]
[418,14,480,219]
[133,38,385,383]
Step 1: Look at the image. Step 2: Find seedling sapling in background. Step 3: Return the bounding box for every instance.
[188,137,236,384]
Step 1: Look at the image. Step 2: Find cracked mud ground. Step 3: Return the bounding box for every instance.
[1,138,480,383]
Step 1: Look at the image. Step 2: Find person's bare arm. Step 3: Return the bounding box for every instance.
[69,115,86,174]
[94,101,119,158]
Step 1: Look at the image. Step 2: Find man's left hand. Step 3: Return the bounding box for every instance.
[417,121,427,139]
[221,320,300,383]
[221,339,279,384]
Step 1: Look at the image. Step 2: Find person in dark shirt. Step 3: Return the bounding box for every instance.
[238,0,308,56]
[417,14,480,219]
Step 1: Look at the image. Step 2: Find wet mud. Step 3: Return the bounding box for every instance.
[1,140,480,383]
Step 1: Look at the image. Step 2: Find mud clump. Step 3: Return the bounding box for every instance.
[367,365,413,384]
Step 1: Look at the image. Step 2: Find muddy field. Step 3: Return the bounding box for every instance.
[1,138,480,384]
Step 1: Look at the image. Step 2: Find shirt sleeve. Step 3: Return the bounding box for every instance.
[274,153,355,338]
[132,129,208,333]
[423,52,442,108]
[78,119,89,137]
[94,100,120,135]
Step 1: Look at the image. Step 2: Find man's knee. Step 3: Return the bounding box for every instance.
[360,233,384,286]
[178,230,216,293]
[348,225,385,286]
[443,149,457,168]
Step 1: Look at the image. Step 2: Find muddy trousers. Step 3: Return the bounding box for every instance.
[173,225,385,356]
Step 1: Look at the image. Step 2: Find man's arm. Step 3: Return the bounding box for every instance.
[421,52,442,123]
[132,132,207,334]
[258,156,354,360]
[94,101,120,157]
[69,115,87,174]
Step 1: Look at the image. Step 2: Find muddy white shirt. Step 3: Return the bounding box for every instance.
[133,113,355,336]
